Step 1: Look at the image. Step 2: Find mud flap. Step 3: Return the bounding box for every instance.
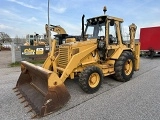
[13,61,70,118]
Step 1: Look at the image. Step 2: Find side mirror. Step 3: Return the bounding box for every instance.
[110,19,115,26]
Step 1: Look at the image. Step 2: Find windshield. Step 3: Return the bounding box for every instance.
[85,22,105,39]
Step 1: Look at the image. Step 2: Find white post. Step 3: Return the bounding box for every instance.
[11,41,15,63]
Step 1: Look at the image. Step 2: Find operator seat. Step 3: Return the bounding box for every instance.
[109,34,114,44]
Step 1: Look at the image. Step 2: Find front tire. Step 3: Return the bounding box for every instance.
[79,66,103,94]
[114,51,134,82]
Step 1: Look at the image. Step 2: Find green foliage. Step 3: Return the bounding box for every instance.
[10,62,20,67]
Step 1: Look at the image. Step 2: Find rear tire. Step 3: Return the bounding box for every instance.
[79,66,103,94]
[114,51,134,82]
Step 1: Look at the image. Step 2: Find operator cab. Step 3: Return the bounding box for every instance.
[83,14,124,60]
[84,15,124,45]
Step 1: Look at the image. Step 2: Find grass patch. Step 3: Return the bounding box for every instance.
[10,62,20,67]
[10,60,45,67]
[29,60,45,65]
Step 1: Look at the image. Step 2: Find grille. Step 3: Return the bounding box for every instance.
[58,47,69,68]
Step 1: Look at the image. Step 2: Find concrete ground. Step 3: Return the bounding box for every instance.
[0,51,160,120]
[0,51,12,68]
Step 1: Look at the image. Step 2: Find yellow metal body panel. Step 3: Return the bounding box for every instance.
[56,40,98,82]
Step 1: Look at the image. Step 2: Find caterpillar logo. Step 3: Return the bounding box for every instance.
[22,48,35,55]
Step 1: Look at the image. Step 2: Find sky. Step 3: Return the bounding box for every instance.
[0,0,160,39]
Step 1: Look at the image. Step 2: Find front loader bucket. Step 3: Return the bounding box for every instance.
[13,61,70,118]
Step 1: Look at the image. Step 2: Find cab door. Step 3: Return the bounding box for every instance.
[105,19,124,59]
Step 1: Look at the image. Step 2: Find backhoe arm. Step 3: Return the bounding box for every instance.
[129,23,140,71]
[129,23,137,51]
[45,24,67,38]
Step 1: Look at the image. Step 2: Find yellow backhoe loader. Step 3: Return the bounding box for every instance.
[45,24,80,45]
[45,24,68,45]
[24,33,46,46]
[13,6,140,118]
[24,24,68,46]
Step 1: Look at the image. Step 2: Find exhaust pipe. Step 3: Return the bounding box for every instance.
[82,14,85,40]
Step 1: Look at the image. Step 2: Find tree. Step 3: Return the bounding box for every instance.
[14,35,26,44]
[0,32,12,43]
[14,35,21,44]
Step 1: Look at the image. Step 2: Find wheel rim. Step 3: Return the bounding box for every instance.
[124,59,133,75]
[88,73,100,88]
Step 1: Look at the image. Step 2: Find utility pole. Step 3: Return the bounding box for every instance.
[48,0,51,51]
